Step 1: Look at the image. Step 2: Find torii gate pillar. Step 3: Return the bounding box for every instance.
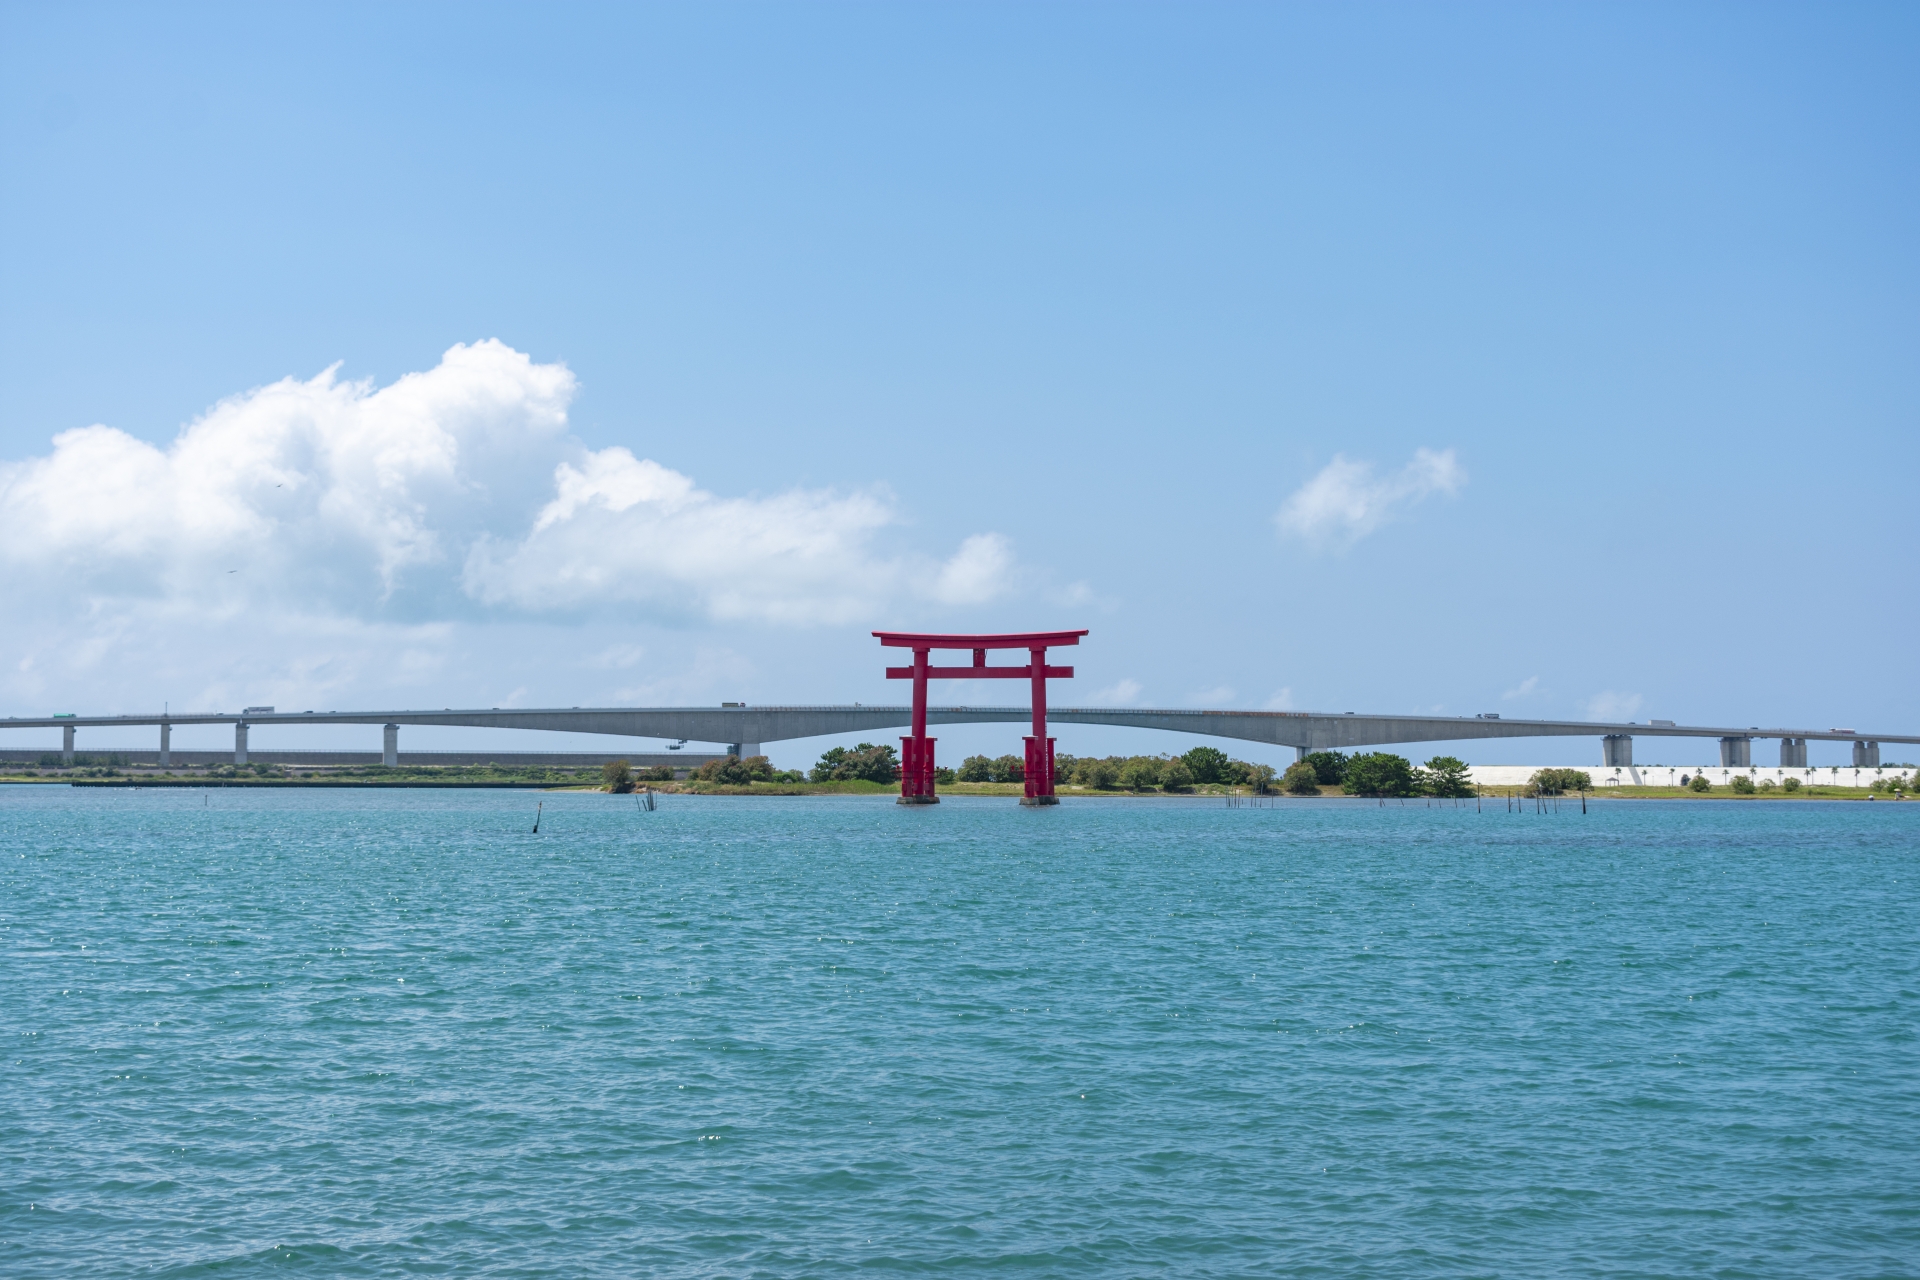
[874,630,1088,806]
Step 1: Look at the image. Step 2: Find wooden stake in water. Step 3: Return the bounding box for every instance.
[532,801,543,834]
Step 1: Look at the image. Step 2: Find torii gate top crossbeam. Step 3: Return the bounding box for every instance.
[873,630,1088,650]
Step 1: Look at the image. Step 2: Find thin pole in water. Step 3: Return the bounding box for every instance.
[532,801,543,834]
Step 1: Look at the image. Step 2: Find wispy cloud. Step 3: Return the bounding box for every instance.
[1186,685,1236,706]
[1502,676,1540,700]
[1275,448,1466,547]
[1091,678,1143,706]
[1584,690,1643,722]
[1263,687,1295,710]
[587,644,647,670]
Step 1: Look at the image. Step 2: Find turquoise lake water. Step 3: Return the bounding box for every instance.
[3,786,1917,1277]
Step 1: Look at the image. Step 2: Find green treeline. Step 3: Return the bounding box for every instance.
[954,744,1279,793]
[1278,751,1487,798]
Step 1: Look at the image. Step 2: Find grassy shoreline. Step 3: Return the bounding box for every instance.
[2,767,1901,800]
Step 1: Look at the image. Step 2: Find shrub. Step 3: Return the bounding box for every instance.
[696,754,776,785]
[1781,776,1802,792]
[1419,756,1475,798]
[602,759,634,793]
[1081,758,1121,789]
[957,755,993,782]
[1529,768,1592,796]
[1303,751,1349,786]
[1160,758,1195,792]
[1119,758,1162,791]
[1244,763,1277,794]
[641,765,675,782]
[932,766,956,785]
[1282,761,1322,795]
[989,754,1024,784]
[1343,753,1415,797]
[1052,754,1078,783]
[1180,746,1231,785]
[1730,774,1756,794]
[810,743,900,784]
[1689,774,1712,792]
[1757,778,1777,792]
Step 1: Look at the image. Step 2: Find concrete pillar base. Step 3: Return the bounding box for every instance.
[1780,737,1807,768]
[1018,795,1061,806]
[382,724,399,768]
[159,722,171,768]
[1719,736,1751,767]
[234,722,249,765]
[62,724,75,764]
[1853,740,1881,768]
[896,794,940,805]
[1602,735,1633,767]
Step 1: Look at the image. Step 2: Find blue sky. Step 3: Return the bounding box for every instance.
[1,2,1915,769]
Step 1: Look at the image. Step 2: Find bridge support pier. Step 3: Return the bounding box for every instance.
[159,723,171,767]
[1718,736,1751,768]
[1602,735,1633,767]
[62,724,74,764]
[1295,746,1309,763]
[729,741,761,760]
[234,722,249,765]
[1853,740,1880,768]
[383,724,399,767]
[1779,737,1807,768]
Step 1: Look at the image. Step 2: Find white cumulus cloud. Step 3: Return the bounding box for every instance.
[1276,447,1466,546]
[0,340,1015,629]
[0,339,574,606]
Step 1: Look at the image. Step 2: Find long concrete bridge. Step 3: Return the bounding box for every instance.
[5,704,1911,769]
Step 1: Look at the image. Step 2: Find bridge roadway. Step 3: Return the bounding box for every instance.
[7,704,1913,769]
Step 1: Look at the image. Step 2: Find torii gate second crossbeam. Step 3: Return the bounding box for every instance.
[874,629,1088,805]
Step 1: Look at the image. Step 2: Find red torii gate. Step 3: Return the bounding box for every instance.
[873,629,1088,806]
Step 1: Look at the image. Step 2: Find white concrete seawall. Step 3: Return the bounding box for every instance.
[1467,765,1913,788]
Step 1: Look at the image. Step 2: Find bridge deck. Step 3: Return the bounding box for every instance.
[5,706,1913,750]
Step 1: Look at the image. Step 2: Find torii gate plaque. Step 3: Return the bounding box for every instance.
[874,629,1088,806]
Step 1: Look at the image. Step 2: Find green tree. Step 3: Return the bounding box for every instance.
[1244,762,1277,794]
[956,755,994,782]
[1180,746,1231,785]
[1343,752,1415,797]
[932,766,956,785]
[1418,756,1475,798]
[696,754,775,784]
[1781,776,1802,792]
[602,759,634,793]
[1081,758,1121,789]
[1688,773,1712,793]
[1281,761,1322,795]
[1528,768,1592,796]
[1160,758,1195,792]
[989,754,1025,784]
[810,743,900,783]
[1303,751,1349,786]
[1730,774,1756,794]
[1119,757,1162,791]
